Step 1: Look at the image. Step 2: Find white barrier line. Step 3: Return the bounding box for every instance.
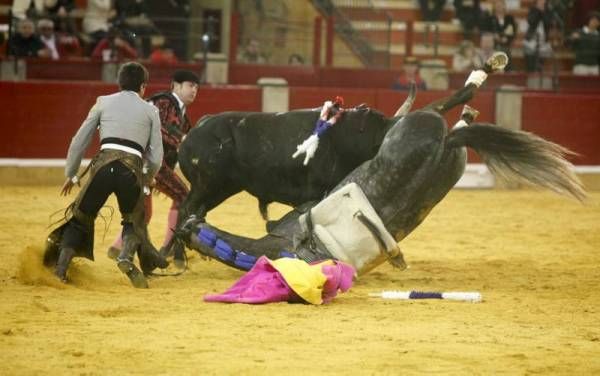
[0,159,91,167]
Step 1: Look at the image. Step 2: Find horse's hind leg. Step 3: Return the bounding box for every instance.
[424,84,479,115]
[423,52,508,115]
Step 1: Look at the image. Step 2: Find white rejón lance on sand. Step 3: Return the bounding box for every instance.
[369,291,482,303]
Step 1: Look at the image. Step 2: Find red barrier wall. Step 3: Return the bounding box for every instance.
[522,93,600,165]
[24,59,206,84]
[0,81,261,158]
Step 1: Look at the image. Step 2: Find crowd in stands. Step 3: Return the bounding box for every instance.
[5,0,180,63]
[415,0,600,79]
[2,0,599,79]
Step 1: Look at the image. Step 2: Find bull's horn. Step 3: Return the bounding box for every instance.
[393,81,417,117]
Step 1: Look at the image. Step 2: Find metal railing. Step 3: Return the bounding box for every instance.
[312,0,393,67]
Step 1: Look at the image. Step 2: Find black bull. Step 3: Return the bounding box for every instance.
[177,83,502,224]
[174,91,586,271]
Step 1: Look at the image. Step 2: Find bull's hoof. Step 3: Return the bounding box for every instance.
[107,246,120,260]
[117,259,148,289]
[139,245,169,275]
[485,52,509,73]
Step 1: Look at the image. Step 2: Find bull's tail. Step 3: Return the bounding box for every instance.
[447,123,587,201]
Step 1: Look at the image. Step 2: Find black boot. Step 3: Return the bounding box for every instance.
[55,247,75,283]
[116,234,148,289]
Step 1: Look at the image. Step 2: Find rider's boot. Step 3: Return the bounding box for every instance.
[116,233,148,289]
[55,247,75,283]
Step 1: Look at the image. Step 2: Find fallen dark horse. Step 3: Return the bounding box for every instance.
[169,55,514,265]
[177,56,586,274]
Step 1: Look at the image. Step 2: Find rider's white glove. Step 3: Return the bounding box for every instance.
[292,134,320,166]
[465,70,488,88]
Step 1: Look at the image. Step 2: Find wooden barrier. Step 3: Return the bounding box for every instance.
[0,81,261,158]
[522,93,600,165]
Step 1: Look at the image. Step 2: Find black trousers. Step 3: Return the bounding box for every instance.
[61,160,141,249]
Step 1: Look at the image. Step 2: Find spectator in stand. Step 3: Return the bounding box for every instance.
[392,56,427,91]
[92,27,138,61]
[237,38,267,64]
[480,0,516,71]
[288,53,305,65]
[452,40,480,71]
[37,18,81,59]
[7,18,50,58]
[419,0,447,22]
[83,0,116,49]
[11,0,34,21]
[45,0,77,33]
[453,0,482,39]
[113,0,157,58]
[149,36,179,64]
[11,1,75,32]
[523,0,554,72]
[569,12,600,75]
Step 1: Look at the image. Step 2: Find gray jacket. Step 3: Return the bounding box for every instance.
[65,90,163,180]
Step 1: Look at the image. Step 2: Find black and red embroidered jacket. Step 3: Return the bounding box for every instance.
[148,92,192,169]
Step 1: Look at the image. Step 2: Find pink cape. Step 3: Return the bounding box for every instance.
[204,256,355,304]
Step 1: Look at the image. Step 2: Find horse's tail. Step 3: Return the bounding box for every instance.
[447,123,587,201]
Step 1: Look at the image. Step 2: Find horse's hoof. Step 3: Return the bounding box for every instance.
[107,246,120,260]
[173,258,186,270]
[485,51,509,73]
[461,105,480,123]
[117,259,149,289]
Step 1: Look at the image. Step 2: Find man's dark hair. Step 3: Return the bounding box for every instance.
[171,70,200,85]
[118,62,149,92]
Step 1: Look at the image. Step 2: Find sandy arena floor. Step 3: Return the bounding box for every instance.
[0,186,599,375]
